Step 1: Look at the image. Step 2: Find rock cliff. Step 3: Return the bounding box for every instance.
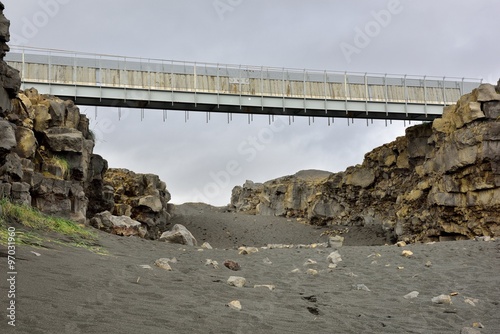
[231,82,500,242]
[0,2,172,239]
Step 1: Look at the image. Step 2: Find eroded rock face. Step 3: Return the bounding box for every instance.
[104,168,172,239]
[0,2,20,114]
[231,83,500,242]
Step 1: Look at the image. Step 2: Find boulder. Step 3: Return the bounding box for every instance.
[159,224,197,246]
[44,127,84,153]
[90,211,146,237]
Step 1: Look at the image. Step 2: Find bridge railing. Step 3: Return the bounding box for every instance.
[6,46,482,106]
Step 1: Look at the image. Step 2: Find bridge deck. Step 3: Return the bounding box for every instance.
[6,47,482,120]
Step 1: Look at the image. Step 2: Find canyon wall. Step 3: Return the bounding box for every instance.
[231,83,500,242]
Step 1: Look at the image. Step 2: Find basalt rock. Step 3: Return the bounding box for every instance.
[231,82,500,243]
[104,168,172,239]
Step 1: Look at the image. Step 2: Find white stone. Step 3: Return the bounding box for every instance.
[154,258,173,271]
[201,242,213,249]
[159,224,197,246]
[431,294,452,304]
[328,235,344,248]
[227,276,246,288]
[401,250,413,257]
[227,300,242,311]
[205,259,219,269]
[303,259,317,266]
[327,251,343,265]
[306,269,319,276]
[238,246,259,255]
[254,285,275,291]
[403,291,419,299]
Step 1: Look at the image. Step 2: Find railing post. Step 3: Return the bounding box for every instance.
[48,50,52,94]
[194,62,197,107]
[216,63,220,109]
[282,68,285,112]
[384,73,388,116]
[403,74,408,117]
[344,71,348,115]
[260,65,264,111]
[423,75,427,117]
[303,69,307,113]
[324,70,327,114]
[442,76,446,105]
[364,72,368,115]
[21,48,25,90]
[170,60,174,105]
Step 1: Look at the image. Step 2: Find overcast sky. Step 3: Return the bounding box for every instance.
[4,0,500,205]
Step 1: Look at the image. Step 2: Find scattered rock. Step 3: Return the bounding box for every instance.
[464,297,478,307]
[139,265,152,270]
[353,284,371,292]
[401,250,414,257]
[30,251,41,257]
[327,251,343,267]
[154,258,173,271]
[160,224,197,246]
[396,241,407,247]
[328,235,344,248]
[306,269,319,276]
[303,259,318,266]
[403,291,419,299]
[238,246,259,255]
[262,257,273,265]
[223,260,241,271]
[425,261,432,267]
[472,322,484,329]
[431,294,452,304]
[475,236,491,242]
[254,285,275,291]
[205,259,219,269]
[227,276,246,288]
[227,300,242,311]
[291,268,301,274]
[201,242,213,249]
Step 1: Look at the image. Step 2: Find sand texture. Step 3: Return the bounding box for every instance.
[1,205,499,334]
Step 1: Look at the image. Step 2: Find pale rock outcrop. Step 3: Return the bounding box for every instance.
[104,168,172,239]
[231,82,500,242]
[90,211,146,237]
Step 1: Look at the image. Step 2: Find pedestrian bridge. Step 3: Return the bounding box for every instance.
[6,46,482,121]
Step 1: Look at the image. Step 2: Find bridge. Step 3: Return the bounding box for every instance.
[6,46,482,121]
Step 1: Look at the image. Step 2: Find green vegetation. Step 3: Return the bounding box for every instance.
[0,199,103,253]
[49,155,70,179]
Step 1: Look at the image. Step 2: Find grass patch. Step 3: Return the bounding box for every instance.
[0,199,103,253]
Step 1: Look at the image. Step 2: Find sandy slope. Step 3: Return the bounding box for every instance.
[1,207,499,334]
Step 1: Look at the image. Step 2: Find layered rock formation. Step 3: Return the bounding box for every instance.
[231,83,500,242]
[103,169,172,239]
[0,2,172,239]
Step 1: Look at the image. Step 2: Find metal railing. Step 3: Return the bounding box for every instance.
[6,46,482,106]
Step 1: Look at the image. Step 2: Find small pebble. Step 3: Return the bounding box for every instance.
[402,250,413,257]
[227,300,242,311]
[431,294,452,304]
[403,291,419,299]
[224,260,241,271]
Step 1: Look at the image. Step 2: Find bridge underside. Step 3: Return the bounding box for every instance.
[25,82,443,121]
